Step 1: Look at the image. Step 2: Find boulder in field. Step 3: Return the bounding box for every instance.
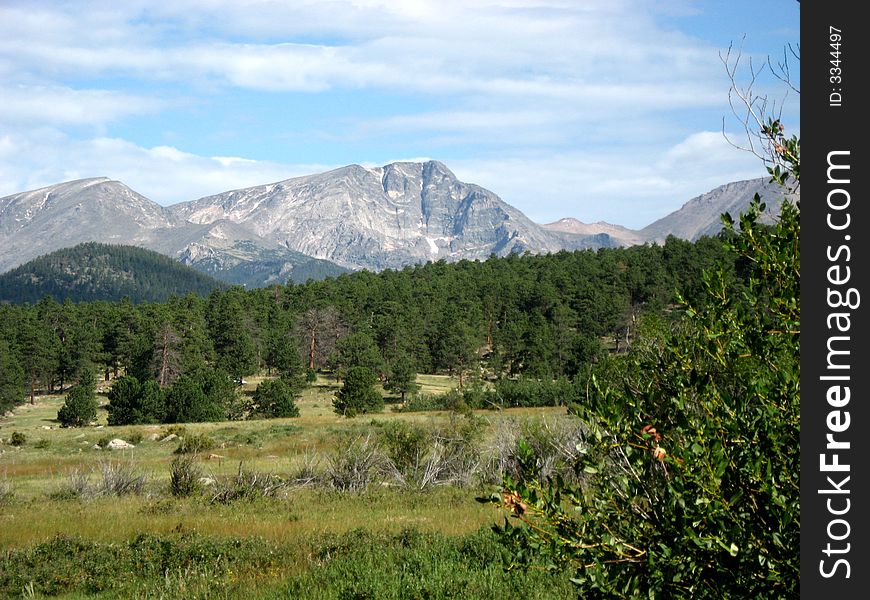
[107,438,135,450]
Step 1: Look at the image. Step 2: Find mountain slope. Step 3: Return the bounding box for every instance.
[542,218,644,247]
[0,177,182,273]
[0,167,792,283]
[169,161,610,270]
[144,220,350,286]
[0,242,229,304]
[639,178,794,243]
[0,178,349,286]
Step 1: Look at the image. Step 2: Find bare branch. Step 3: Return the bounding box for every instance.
[720,36,799,193]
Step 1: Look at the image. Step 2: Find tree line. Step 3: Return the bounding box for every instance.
[0,234,736,416]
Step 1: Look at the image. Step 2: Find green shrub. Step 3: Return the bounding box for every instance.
[439,388,469,414]
[379,421,430,474]
[34,438,51,449]
[488,194,801,597]
[9,431,26,447]
[492,376,578,408]
[174,432,215,455]
[399,392,442,412]
[161,424,187,438]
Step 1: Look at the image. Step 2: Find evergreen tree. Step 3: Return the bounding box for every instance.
[384,356,419,401]
[152,322,183,387]
[18,312,53,404]
[207,289,258,380]
[333,331,384,379]
[430,307,480,387]
[333,366,383,417]
[295,306,347,371]
[0,338,25,412]
[162,367,236,424]
[57,384,98,427]
[106,375,165,425]
[251,378,301,418]
[162,375,220,424]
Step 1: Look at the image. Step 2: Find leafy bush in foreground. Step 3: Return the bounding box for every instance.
[488,194,800,597]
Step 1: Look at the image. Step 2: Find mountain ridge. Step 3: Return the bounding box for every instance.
[0,164,794,284]
[168,160,584,271]
[0,178,350,284]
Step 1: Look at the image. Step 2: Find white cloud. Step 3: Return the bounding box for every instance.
[0,0,725,104]
[0,131,331,205]
[0,0,796,230]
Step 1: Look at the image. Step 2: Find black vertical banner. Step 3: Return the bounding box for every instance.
[801,2,869,598]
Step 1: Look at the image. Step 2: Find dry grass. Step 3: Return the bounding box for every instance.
[0,376,569,551]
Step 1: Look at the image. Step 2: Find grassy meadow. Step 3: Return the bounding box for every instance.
[0,375,578,598]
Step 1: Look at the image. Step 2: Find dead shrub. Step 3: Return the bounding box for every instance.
[209,462,288,503]
[169,454,202,497]
[325,434,388,493]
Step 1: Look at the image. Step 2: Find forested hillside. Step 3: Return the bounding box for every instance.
[0,243,228,304]
[0,234,732,413]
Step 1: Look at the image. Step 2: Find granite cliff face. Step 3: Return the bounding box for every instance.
[169,161,593,270]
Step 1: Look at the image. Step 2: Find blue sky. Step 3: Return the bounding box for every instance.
[0,0,799,228]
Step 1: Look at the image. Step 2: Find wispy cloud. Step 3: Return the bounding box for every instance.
[0,85,161,126]
[0,1,724,99]
[0,0,799,225]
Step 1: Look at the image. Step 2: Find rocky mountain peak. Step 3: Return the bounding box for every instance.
[0,161,782,285]
[167,160,571,270]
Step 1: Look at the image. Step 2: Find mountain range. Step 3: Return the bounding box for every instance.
[0,161,794,287]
